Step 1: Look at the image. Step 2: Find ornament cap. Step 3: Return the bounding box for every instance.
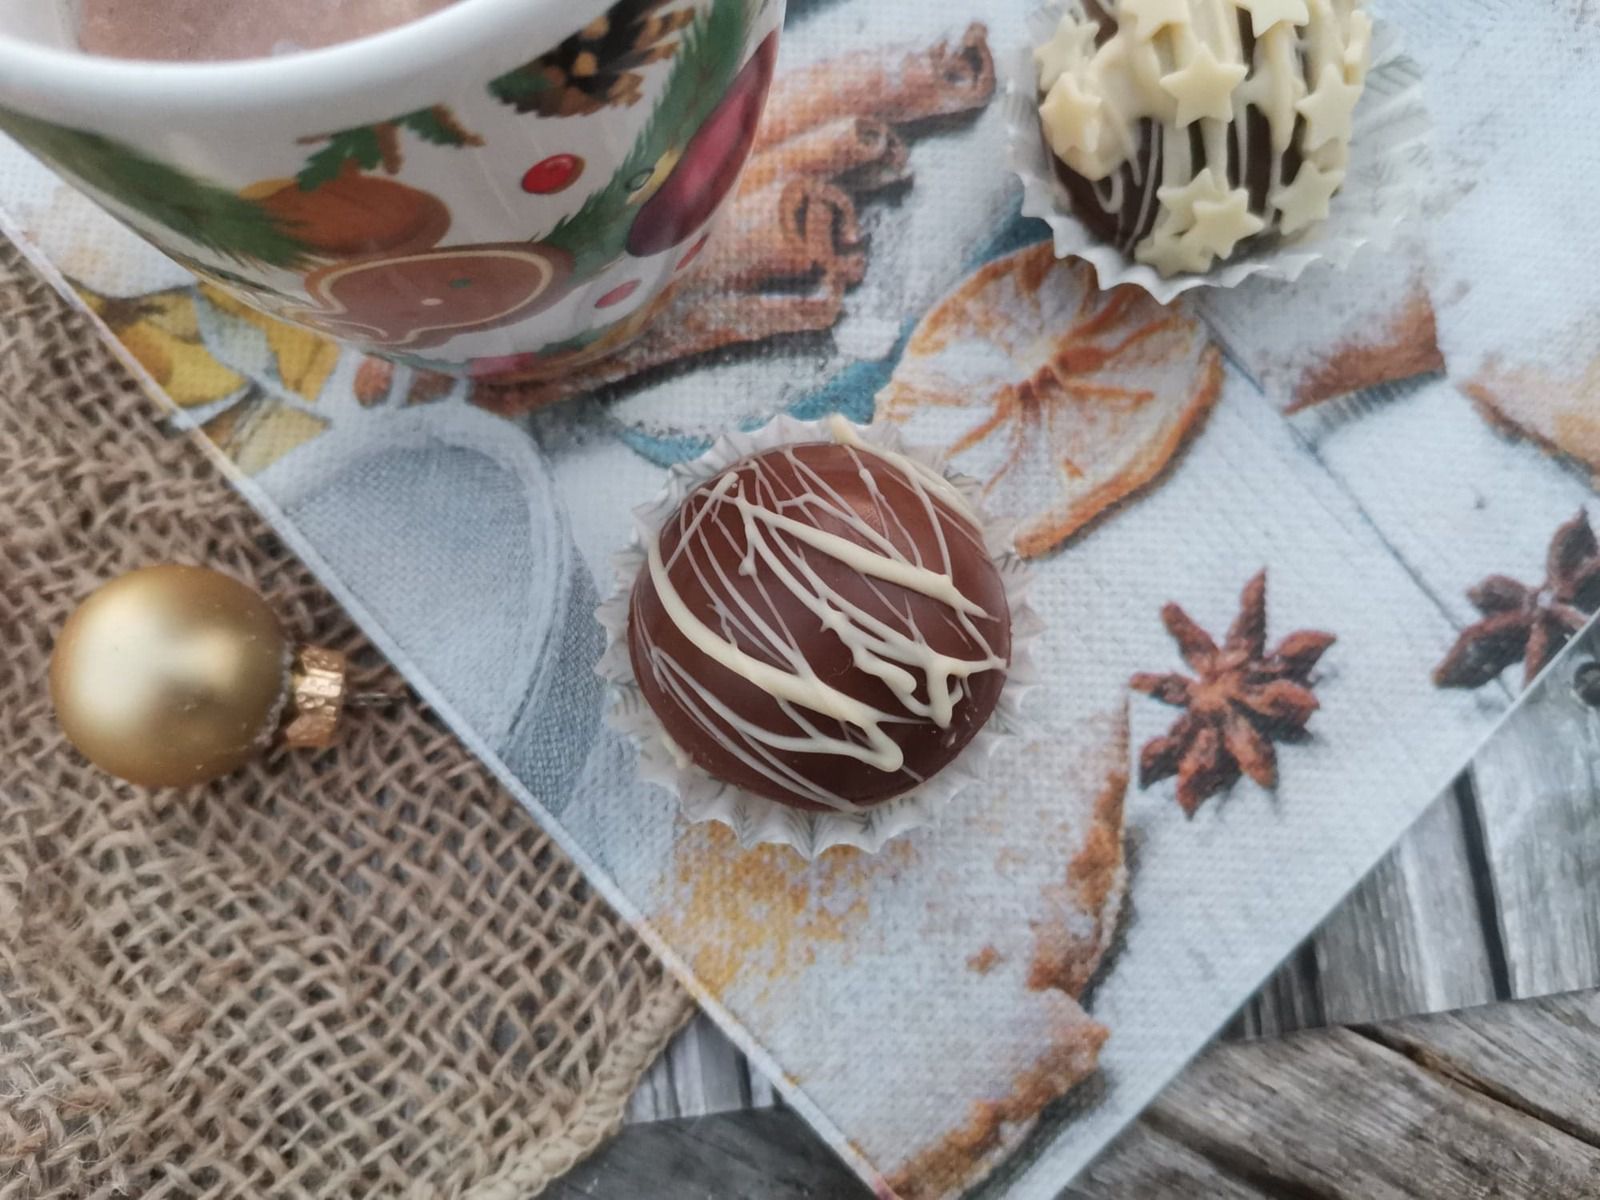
[282,645,349,749]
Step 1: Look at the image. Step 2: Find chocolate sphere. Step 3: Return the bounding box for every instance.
[1036,0,1371,276]
[628,438,1012,811]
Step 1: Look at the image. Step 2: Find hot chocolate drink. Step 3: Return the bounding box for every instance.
[75,0,461,61]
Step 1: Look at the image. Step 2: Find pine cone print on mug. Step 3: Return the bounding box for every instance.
[491,0,699,117]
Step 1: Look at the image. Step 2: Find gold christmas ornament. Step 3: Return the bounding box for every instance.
[49,565,355,787]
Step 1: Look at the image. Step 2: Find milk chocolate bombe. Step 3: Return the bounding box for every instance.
[627,439,1012,812]
[1037,0,1372,276]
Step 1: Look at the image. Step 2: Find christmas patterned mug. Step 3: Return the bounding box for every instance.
[0,0,784,378]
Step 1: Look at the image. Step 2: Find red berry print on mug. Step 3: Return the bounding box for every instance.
[625,31,778,257]
[522,154,585,195]
[677,232,712,270]
[595,279,643,309]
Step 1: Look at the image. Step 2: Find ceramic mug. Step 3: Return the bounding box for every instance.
[0,0,784,378]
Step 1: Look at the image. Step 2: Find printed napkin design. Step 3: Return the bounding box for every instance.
[4,0,1598,1196]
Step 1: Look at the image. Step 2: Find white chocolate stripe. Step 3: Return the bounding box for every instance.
[650,650,865,810]
[645,528,907,772]
[751,512,1001,726]
[724,494,988,618]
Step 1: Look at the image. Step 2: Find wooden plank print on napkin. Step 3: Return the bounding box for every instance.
[5,0,1599,1196]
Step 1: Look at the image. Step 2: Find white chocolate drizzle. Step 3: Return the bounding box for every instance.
[632,424,1008,812]
[1036,0,1371,276]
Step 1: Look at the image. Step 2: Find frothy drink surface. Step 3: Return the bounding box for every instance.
[76,0,462,61]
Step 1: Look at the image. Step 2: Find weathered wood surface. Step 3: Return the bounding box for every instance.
[1470,641,1600,1002]
[548,1108,863,1199]
[1113,1021,1600,1200]
[1231,616,1600,1041]
[1312,776,1504,1026]
[623,1012,776,1124]
[1225,773,1504,1041]
[583,991,1600,1198]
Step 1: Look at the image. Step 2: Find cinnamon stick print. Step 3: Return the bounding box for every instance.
[838,136,912,192]
[753,22,995,152]
[739,118,907,195]
[713,179,866,290]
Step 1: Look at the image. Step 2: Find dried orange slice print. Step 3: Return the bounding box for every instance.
[876,245,1222,557]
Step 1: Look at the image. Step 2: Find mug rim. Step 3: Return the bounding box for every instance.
[0,0,613,120]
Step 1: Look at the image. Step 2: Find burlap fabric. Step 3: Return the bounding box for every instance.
[0,238,693,1199]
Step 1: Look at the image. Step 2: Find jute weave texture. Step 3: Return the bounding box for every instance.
[0,238,692,1200]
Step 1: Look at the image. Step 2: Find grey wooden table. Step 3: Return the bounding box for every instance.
[588,618,1600,1197]
[568,991,1600,1199]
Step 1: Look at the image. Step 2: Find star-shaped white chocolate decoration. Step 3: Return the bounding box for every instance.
[1120,0,1191,41]
[1040,72,1105,165]
[1270,160,1344,235]
[1237,0,1309,35]
[1160,42,1248,127]
[1296,63,1363,150]
[1180,186,1266,263]
[1034,15,1097,91]
[1344,9,1374,78]
[1156,167,1232,227]
[1136,169,1236,276]
[1137,220,1217,276]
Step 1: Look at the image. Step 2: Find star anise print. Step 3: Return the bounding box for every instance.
[1434,510,1600,691]
[1132,571,1335,816]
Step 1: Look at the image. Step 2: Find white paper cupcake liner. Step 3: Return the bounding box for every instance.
[595,414,1042,859]
[1007,4,1431,303]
